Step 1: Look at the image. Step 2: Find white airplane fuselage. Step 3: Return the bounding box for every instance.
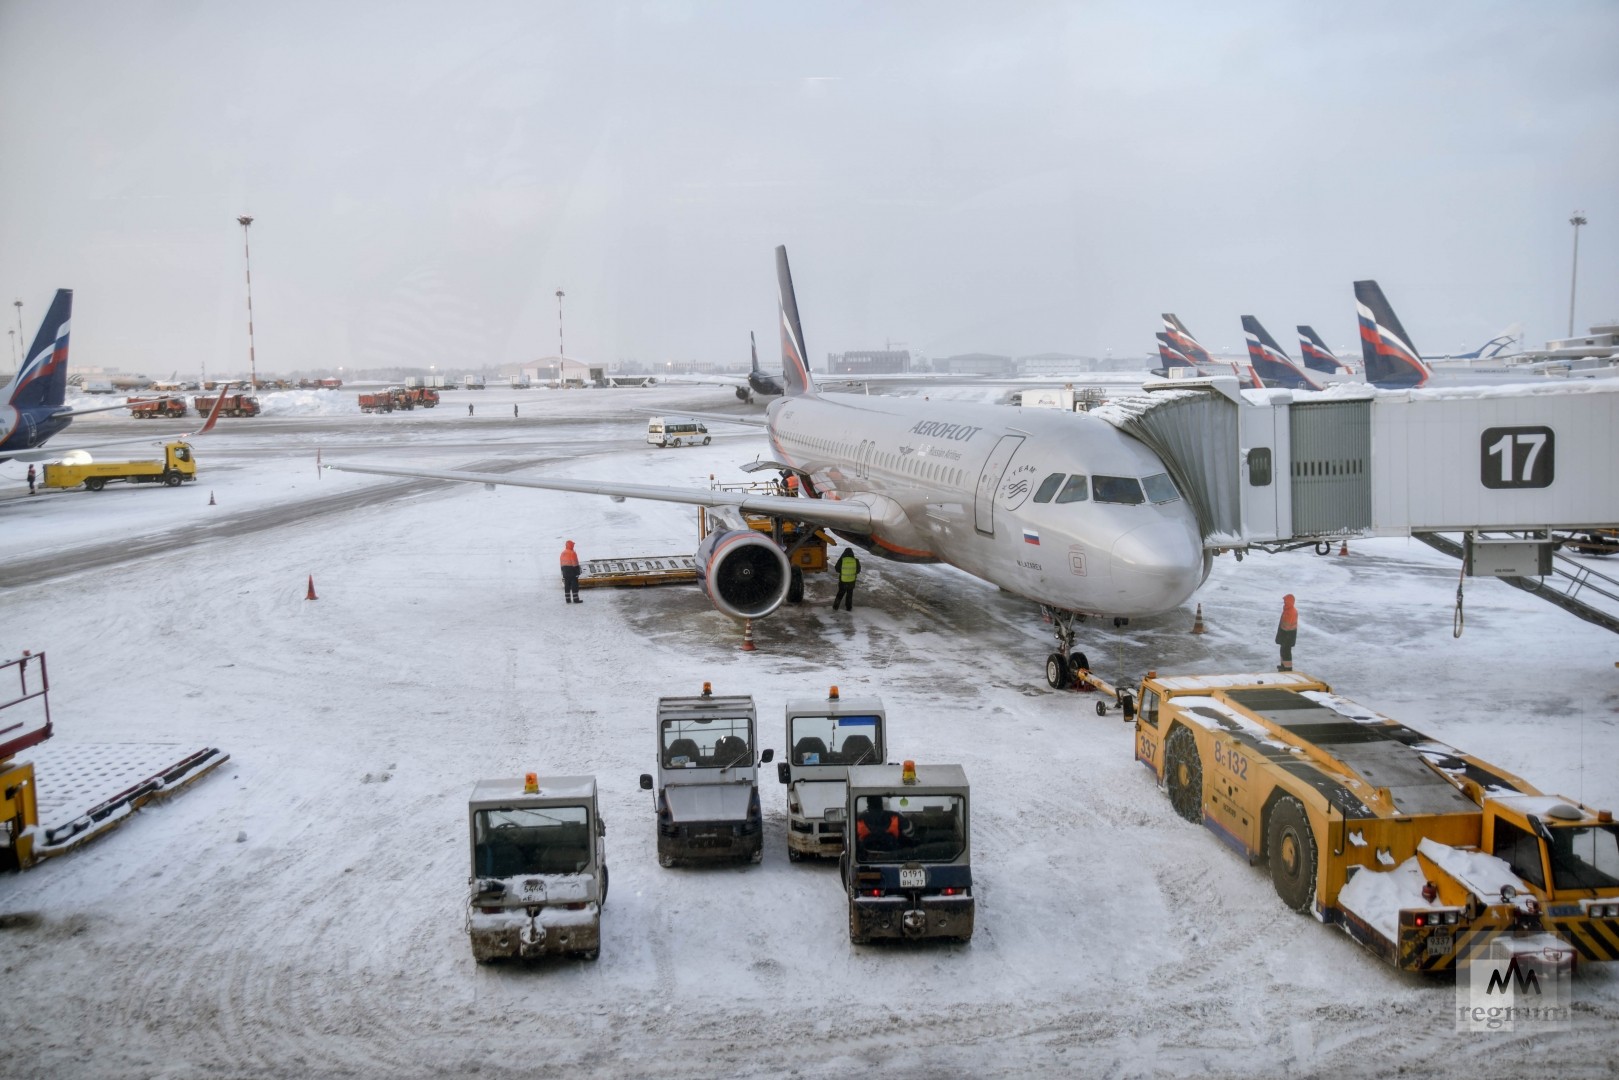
[766,391,1208,618]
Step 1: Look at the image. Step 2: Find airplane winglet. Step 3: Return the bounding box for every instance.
[188,382,233,437]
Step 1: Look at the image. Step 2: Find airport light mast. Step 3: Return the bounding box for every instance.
[13,299,22,350]
[1560,212,1586,338]
[238,215,259,389]
[555,288,566,383]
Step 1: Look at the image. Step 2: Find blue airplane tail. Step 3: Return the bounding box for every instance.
[4,289,73,411]
[775,246,816,397]
[1242,316,1320,390]
[1354,280,1432,389]
[1296,325,1347,375]
[750,330,761,375]
[1161,314,1214,367]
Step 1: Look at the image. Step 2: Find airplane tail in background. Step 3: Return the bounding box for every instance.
[1154,332,1193,375]
[1241,316,1321,390]
[3,289,73,411]
[1161,314,1214,367]
[1425,325,1523,361]
[750,330,761,375]
[1354,280,1432,389]
[1297,325,1350,375]
[776,246,816,397]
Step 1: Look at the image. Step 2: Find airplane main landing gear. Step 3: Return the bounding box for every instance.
[1042,608,1091,690]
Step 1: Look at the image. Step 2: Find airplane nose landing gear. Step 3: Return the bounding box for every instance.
[1041,607,1092,689]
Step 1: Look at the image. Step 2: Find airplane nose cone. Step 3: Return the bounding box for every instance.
[1109,522,1205,614]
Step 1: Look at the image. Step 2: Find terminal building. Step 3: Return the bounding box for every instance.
[826,349,912,376]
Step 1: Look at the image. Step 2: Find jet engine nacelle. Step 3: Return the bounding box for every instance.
[734,386,751,402]
[695,528,791,620]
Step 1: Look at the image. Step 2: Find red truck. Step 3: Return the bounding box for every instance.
[191,393,261,418]
[127,397,187,419]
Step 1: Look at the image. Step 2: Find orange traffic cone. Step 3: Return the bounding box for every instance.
[1338,540,1350,556]
[1190,604,1206,634]
[305,575,318,601]
[740,618,756,652]
[208,490,216,505]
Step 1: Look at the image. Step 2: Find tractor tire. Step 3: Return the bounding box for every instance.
[1164,727,1203,824]
[787,568,805,604]
[1267,796,1317,913]
[849,903,869,945]
[163,471,182,487]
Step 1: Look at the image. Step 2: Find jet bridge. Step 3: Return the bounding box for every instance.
[1098,378,1619,630]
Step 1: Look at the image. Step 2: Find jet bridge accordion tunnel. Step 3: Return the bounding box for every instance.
[1098,378,1619,564]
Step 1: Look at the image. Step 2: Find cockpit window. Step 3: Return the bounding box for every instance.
[1032,473,1064,504]
[1055,475,1089,504]
[1092,476,1145,505]
[1142,473,1180,504]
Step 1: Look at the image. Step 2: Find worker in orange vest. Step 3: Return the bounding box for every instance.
[785,473,800,495]
[1275,594,1298,671]
[854,796,912,851]
[560,540,582,603]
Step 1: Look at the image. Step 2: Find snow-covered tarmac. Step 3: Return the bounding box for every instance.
[3,386,1616,1079]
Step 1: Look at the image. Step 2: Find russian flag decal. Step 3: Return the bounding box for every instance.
[1023,529,1040,545]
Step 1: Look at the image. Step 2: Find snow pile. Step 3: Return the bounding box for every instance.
[256,390,362,417]
[1418,838,1531,907]
[1337,857,1428,942]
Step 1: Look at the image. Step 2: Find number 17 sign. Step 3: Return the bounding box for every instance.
[1481,426,1554,489]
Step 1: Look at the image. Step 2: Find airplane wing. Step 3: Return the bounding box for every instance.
[641,409,768,429]
[53,397,180,419]
[8,385,235,462]
[659,373,751,391]
[324,461,876,532]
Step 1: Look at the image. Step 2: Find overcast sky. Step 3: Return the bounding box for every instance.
[1,1,1615,377]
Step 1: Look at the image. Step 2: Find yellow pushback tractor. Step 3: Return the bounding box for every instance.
[1133,672,1619,972]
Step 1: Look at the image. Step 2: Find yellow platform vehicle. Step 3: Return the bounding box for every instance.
[1133,671,1619,972]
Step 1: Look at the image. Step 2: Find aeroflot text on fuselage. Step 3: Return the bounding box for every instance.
[907,421,982,441]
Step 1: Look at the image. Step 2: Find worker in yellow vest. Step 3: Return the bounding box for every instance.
[833,548,860,612]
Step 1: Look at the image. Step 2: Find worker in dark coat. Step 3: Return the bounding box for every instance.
[26,464,37,495]
[1275,594,1298,671]
[560,540,582,603]
[832,548,860,612]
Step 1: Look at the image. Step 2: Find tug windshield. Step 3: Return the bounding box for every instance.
[1546,823,1619,891]
[852,793,966,864]
[789,713,882,766]
[661,716,753,768]
[473,805,591,878]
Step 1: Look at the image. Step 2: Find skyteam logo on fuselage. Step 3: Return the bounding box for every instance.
[908,420,982,442]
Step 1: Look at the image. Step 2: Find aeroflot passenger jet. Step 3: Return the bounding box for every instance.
[0,289,233,462]
[330,247,1209,688]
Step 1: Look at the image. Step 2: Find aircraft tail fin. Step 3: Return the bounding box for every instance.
[1242,316,1321,390]
[776,246,816,397]
[1354,280,1431,388]
[1297,325,1349,375]
[750,330,760,375]
[1161,314,1214,367]
[3,289,74,411]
